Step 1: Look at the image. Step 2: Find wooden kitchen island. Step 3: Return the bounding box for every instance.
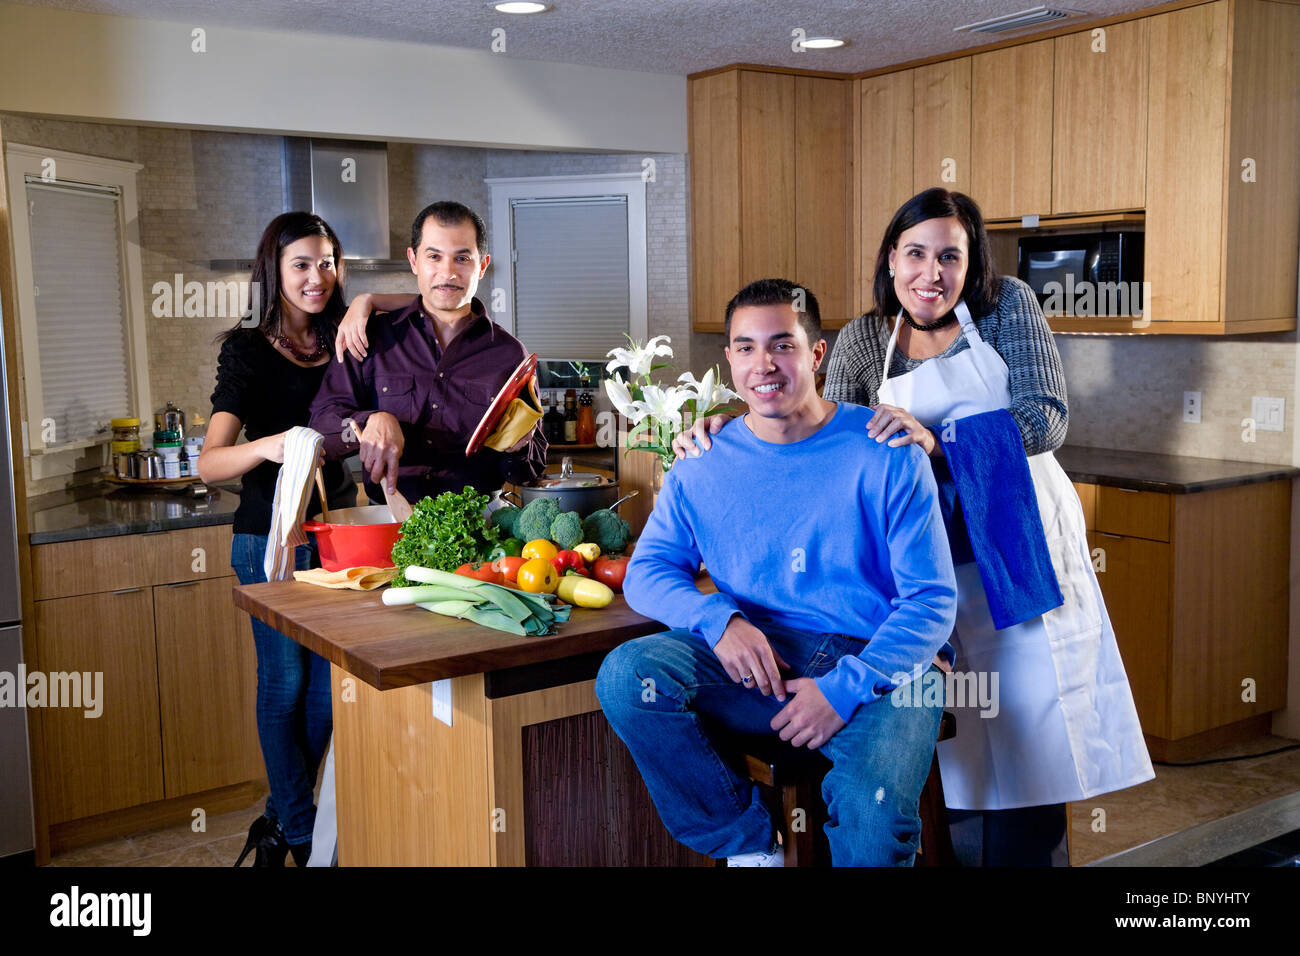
[233,580,710,866]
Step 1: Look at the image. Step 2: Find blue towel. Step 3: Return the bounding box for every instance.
[932,409,1062,629]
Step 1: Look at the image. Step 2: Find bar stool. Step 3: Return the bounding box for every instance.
[730,711,957,866]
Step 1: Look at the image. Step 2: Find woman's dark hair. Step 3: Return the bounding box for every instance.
[868,187,1001,322]
[219,211,346,347]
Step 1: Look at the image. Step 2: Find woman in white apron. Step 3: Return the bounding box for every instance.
[675,188,1153,865]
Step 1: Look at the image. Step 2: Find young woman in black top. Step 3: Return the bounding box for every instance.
[199,212,407,866]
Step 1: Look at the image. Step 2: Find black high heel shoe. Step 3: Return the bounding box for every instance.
[288,840,312,867]
[233,816,289,867]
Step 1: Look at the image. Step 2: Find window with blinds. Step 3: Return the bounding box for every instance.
[24,180,132,445]
[510,196,631,361]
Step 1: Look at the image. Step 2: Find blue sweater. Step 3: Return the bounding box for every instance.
[624,403,958,721]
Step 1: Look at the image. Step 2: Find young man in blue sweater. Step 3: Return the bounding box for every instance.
[595,279,957,866]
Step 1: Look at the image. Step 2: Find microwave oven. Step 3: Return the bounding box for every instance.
[1017,231,1144,317]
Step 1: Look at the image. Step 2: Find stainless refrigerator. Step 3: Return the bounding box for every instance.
[0,300,34,859]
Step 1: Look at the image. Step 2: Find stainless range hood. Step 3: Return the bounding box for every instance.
[211,137,409,272]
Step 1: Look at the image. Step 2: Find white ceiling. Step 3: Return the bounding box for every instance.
[19,0,1158,74]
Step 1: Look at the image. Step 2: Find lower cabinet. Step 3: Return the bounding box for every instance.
[35,588,164,823]
[154,577,262,798]
[32,526,264,834]
[1077,480,1289,759]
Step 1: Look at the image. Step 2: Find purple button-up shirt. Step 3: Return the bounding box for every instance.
[309,296,547,504]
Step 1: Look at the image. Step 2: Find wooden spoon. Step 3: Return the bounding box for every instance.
[314,467,331,522]
[384,483,414,524]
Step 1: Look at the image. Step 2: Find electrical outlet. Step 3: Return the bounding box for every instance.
[1183,391,1202,424]
[1252,396,1285,432]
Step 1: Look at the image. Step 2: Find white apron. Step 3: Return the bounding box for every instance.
[878,302,1153,809]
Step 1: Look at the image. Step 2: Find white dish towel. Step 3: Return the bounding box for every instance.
[263,426,324,582]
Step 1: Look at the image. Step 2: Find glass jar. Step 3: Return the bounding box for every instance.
[110,417,141,454]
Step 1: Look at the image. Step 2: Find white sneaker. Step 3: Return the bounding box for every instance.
[726,839,784,867]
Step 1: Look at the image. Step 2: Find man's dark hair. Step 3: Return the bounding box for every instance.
[868,187,1001,321]
[409,201,488,257]
[724,278,822,346]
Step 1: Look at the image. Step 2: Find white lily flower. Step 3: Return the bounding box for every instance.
[605,335,674,378]
[677,368,739,412]
[639,384,692,429]
[604,375,650,425]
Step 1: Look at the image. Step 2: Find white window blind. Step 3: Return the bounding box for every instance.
[25,180,131,445]
[511,196,630,360]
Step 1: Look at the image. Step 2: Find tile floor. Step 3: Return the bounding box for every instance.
[44,735,1300,866]
[1068,734,1300,866]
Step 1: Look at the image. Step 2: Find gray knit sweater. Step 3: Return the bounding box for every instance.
[822,276,1068,456]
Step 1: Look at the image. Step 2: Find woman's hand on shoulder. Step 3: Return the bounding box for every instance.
[335,293,374,362]
[672,414,733,459]
[866,404,940,456]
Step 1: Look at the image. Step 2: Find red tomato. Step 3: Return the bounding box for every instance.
[592,556,630,592]
[491,556,526,584]
[456,562,502,584]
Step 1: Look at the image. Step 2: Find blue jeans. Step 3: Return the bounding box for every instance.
[230,533,332,845]
[596,624,943,866]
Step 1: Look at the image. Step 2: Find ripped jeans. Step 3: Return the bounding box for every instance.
[595,623,943,866]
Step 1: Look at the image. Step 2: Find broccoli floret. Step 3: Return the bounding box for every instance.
[517,498,562,543]
[490,506,523,539]
[549,511,583,551]
[581,509,631,555]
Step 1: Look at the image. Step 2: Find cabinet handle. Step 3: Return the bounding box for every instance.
[1099,532,1124,539]
[166,580,199,589]
[1116,488,1139,494]
[140,531,167,537]
[111,587,142,595]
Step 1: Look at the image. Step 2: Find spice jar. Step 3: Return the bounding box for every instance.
[111,417,141,454]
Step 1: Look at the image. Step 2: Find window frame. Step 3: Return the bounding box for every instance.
[4,143,151,469]
[485,173,648,349]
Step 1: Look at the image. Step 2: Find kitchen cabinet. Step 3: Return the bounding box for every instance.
[1051,19,1148,215]
[688,69,853,332]
[912,59,971,195]
[1077,479,1289,759]
[35,588,164,823]
[1141,0,1300,332]
[32,524,264,844]
[970,40,1054,221]
[855,70,914,314]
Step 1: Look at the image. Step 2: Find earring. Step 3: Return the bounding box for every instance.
[888,268,895,278]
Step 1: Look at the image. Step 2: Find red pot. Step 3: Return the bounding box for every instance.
[302,505,402,571]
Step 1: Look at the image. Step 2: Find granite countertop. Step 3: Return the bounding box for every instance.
[28,481,242,545]
[1055,446,1300,494]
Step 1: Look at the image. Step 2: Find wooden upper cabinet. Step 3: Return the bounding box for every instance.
[689,70,741,333]
[913,58,971,194]
[738,71,796,286]
[1145,2,1229,327]
[1053,19,1148,214]
[1221,0,1300,328]
[794,76,853,324]
[970,40,1054,220]
[856,71,914,314]
[689,69,853,331]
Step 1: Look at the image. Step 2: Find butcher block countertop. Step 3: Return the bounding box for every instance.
[233,580,667,691]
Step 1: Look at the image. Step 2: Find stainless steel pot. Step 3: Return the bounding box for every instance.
[134,450,163,479]
[512,456,620,516]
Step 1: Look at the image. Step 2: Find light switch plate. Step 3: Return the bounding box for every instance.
[1183,391,1201,424]
[1252,396,1285,432]
[431,679,452,727]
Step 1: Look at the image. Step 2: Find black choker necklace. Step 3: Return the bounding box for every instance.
[903,310,957,333]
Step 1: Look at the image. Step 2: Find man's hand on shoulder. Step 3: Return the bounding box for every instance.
[771,678,846,750]
[714,615,790,700]
[359,411,404,493]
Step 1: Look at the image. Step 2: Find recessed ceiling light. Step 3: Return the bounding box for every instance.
[494,2,550,13]
[797,37,846,50]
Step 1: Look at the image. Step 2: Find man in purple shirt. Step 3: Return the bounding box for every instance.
[310,201,547,502]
